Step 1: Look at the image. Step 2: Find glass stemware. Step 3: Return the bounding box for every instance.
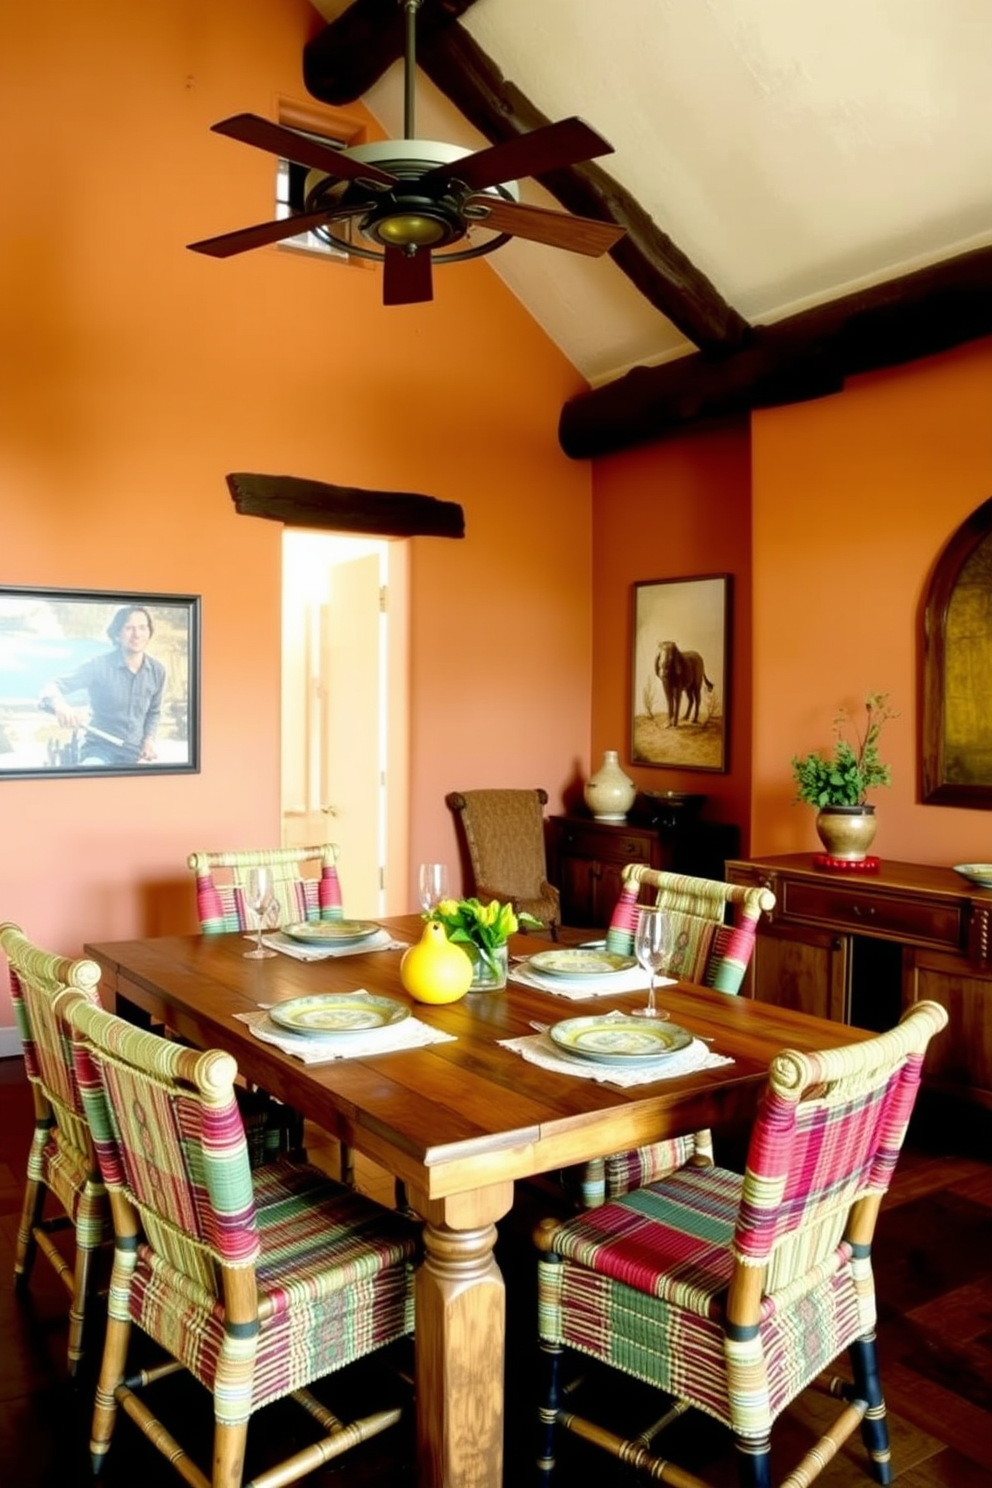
[632,905,669,1019]
[418,862,449,913]
[243,867,278,959]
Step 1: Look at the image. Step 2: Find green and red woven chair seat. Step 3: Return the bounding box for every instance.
[126,1160,416,1415]
[69,1001,420,1486]
[536,1001,949,1488]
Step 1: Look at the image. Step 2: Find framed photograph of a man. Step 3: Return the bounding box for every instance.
[631,575,730,772]
[0,587,200,779]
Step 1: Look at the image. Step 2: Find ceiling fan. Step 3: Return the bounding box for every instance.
[187,0,625,306]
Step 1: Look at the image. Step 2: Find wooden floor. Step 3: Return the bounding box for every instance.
[2,1054,991,1487]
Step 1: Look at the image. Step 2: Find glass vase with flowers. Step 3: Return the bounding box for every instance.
[425,897,542,990]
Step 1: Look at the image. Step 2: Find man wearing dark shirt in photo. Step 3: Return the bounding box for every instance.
[40,604,166,766]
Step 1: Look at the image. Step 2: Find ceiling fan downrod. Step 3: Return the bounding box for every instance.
[402,0,422,141]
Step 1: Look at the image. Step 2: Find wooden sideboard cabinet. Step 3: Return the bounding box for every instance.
[726,853,992,1109]
[549,814,740,929]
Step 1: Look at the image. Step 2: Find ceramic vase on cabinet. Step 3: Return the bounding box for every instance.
[584,750,636,822]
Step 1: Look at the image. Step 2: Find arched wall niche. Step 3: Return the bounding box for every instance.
[922,494,992,806]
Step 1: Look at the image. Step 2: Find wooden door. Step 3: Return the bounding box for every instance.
[281,544,384,919]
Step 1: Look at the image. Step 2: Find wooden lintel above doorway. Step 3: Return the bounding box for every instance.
[226,472,465,539]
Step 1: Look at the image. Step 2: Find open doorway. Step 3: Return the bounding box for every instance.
[280,533,409,919]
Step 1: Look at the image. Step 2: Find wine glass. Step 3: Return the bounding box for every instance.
[243,867,278,959]
[418,862,449,913]
[632,906,669,1019]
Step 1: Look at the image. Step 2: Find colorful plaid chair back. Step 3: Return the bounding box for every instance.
[64,997,419,1488]
[535,1001,949,1488]
[187,843,343,935]
[1,920,109,1374]
[69,998,258,1294]
[445,789,561,932]
[605,863,774,992]
[734,999,947,1297]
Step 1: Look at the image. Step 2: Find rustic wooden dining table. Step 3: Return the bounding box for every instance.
[85,915,869,1488]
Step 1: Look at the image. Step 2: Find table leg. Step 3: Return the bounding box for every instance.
[412,1184,514,1488]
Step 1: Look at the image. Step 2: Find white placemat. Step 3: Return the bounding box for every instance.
[509,961,677,1000]
[244,927,408,962]
[235,1007,454,1064]
[498,1029,732,1087]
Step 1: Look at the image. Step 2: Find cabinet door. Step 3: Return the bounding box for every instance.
[904,946,992,1107]
[593,859,629,928]
[749,921,850,1023]
[557,855,598,928]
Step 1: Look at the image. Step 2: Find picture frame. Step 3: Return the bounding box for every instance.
[922,495,992,807]
[0,586,200,779]
[630,575,731,772]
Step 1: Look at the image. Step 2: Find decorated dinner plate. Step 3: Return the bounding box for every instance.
[281,920,380,945]
[527,948,638,978]
[268,993,408,1037]
[953,864,992,889]
[548,1016,693,1065]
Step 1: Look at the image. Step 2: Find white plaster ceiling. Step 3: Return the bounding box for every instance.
[311,0,992,386]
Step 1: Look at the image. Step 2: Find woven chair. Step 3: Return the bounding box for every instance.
[67,996,420,1488]
[445,789,561,938]
[187,843,343,934]
[187,844,347,1177]
[535,999,948,1488]
[568,865,776,1208]
[1,920,111,1376]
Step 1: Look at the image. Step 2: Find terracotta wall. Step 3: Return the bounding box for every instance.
[589,338,992,870]
[750,337,992,865]
[589,418,753,835]
[0,0,593,1026]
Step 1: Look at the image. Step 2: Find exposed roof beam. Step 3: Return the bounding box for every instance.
[559,245,992,458]
[227,473,465,539]
[303,0,483,101]
[303,0,749,352]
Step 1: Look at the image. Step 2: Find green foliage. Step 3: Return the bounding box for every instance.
[791,691,897,807]
[425,896,542,975]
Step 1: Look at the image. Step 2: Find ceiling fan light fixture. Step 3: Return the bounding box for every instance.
[372,212,449,248]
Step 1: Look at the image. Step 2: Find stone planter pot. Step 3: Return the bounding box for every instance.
[815,804,877,861]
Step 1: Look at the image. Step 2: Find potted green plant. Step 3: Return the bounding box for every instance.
[791,691,897,860]
[425,896,542,990]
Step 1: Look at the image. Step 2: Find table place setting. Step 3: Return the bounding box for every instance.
[508,947,676,1000]
[234,992,454,1064]
[499,1009,733,1087]
[244,925,409,962]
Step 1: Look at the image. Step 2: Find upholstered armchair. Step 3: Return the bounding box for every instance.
[446,789,561,938]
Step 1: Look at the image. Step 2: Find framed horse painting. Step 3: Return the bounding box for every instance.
[630,575,731,772]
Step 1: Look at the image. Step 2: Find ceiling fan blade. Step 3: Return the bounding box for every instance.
[464,196,624,257]
[424,118,615,193]
[188,210,338,258]
[382,246,434,306]
[211,113,397,187]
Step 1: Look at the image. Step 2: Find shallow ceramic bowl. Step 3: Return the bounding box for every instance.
[953,863,992,889]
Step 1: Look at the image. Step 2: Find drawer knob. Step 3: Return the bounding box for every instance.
[852,904,876,919]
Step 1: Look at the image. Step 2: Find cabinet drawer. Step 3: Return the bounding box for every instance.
[556,824,653,864]
[781,880,963,950]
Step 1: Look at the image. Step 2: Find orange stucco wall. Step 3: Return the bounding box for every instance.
[0,0,593,1024]
[750,337,992,864]
[589,418,753,833]
[589,339,992,867]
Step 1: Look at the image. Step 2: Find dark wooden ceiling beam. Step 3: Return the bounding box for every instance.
[302,1,749,353]
[302,0,483,101]
[416,26,749,353]
[559,244,992,458]
[227,473,465,539]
